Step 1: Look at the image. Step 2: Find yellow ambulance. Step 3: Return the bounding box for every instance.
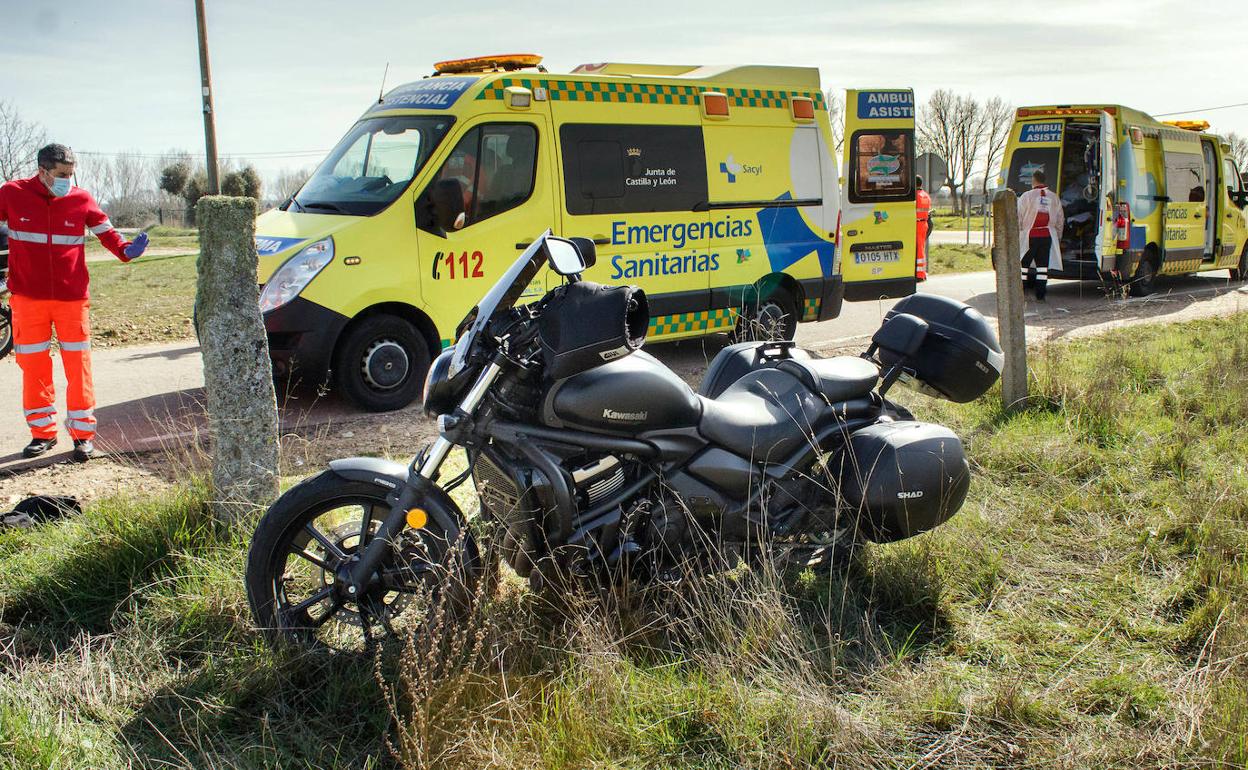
[255,55,916,410]
[999,105,1248,296]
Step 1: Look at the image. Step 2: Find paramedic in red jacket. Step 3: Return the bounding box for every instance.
[0,144,148,461]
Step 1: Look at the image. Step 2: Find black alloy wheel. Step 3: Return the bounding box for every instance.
[1231,247,1248,283]
[732,286,798,343]
[333,314,431,412]
[1129,253,1158,297]
[245,472,478,651]
[0,301,11,360]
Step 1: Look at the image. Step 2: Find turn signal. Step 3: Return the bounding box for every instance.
[406,508,428,529]
[790,96,815,121]
[702,92,729,118]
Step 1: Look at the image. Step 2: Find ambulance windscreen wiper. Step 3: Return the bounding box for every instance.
[300,201,352,215]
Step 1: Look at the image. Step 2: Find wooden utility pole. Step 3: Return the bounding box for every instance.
[991,189,1027,410]
[194,0,220,195]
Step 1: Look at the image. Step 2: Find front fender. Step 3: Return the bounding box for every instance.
[326,457,472,534]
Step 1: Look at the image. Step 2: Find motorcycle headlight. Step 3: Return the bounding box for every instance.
[259,237,334,314]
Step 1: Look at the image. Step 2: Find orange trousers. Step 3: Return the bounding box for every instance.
[10,294,96,440]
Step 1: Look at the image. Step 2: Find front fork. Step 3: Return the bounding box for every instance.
[346,359,504,595]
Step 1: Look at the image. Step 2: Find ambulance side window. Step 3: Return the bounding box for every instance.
[1164,152,1205,204]
[847,129,914,203]
[560,124,708,215]
[433,123,538,227]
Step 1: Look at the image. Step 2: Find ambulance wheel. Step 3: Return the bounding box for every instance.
[733,287,797,342]
[1129,252,1158,297]
[334,314,430,412]
[1231,247,1248,282]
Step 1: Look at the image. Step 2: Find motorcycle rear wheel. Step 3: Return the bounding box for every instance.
[245,470,480,650]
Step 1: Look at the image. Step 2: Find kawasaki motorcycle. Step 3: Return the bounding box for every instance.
[246,231,1003,648]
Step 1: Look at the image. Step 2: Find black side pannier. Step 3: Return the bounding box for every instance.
[832,421,970,542]
[881,294,1003,403]
[540,281,648,380]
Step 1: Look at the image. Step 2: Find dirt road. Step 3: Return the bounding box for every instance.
[2,269,1245,505]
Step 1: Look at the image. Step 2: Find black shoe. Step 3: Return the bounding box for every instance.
[22,437,57,458]
[72,439,95,463]
[1036,293,1047,302]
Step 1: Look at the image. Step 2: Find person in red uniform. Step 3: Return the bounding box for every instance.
[915,175,932,281]
[0,144,148,461]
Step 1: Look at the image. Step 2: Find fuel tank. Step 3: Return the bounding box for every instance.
[544,350,702,434]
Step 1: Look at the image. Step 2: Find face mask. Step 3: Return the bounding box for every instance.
[48,177,73,197]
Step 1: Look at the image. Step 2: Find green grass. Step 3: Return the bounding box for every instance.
[87,253,197,347]
[85,227,199,258]
[932,208,992,232]
[927,243,991,275]
[2,314,1247,768]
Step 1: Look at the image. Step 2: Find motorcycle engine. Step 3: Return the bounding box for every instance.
[570,454,625,509]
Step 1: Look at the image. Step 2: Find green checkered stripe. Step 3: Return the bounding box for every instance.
[648,308,738,336]
[801,298,822,322]
[476,78,824,109]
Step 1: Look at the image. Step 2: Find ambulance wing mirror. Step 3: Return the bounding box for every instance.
[417,178,467,236]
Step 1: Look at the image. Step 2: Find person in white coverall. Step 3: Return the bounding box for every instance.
[1016,169,1065,301]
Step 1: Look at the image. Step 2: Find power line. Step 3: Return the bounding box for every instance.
[74,149,327,160]
[1154,101,1248,117]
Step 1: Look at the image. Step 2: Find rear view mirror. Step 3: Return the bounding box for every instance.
[566,237,598,270]
[431,178,466,232]
[545,237,587,276]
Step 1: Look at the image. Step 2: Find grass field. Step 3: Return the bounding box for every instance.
[2,314,1245,768]
[927,243,991,275]
[85,226,200,258]
[87,253,197,347]
[932,208,993,232]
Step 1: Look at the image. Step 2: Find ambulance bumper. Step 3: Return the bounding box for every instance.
[812,276,845,322]
[842,276,917,303]
[262,296,349,384]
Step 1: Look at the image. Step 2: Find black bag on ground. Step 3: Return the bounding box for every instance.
[539,281,648,380]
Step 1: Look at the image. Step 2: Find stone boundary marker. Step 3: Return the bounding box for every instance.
[991,189,1027,411]
[194,196,278,521]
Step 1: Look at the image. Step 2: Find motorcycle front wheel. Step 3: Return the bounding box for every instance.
[245,470,480,650]
[0,300,11,360]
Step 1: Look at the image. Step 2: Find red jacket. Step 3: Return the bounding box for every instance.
[0,174,133,300]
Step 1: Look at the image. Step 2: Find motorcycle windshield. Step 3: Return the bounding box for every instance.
[449,229,551,377]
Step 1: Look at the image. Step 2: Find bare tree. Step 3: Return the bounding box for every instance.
[919,90,969,213]
[269,166,313,206]
[1226,132,1248,169]
[980,97,1014,197]
[824,89,845,152]
[0,101,47,181]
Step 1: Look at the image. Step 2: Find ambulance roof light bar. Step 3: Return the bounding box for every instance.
[1162,120,1211,132]
[433,54,545,75]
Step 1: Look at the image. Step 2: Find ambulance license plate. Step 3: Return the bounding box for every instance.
[851,242,902,264]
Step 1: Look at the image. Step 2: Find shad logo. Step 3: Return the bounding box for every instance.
[603,408,648,422]
[897,490,924,500]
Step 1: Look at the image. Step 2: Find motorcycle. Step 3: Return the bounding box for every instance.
[245,230,1004,648]
[1,237,10,361]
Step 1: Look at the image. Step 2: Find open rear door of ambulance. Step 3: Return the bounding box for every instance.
[840,88,917,301]
[1094,109,1119,275]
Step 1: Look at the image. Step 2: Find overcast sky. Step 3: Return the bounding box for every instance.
[2,0,1244,179]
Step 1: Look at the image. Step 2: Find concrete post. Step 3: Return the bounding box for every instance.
[991,189,1028,411]
[195,196,278,522]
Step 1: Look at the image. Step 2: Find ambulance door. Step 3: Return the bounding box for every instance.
[1222,154,1247,265]
[1200,139,1219,261]
[414,115,556,340]
[840,89,917,301]
[1095,111,1119,272]
[555,122,711,337]
[1159,136,1206,268]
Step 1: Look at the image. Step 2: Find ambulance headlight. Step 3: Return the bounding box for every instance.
[259,238,334,313]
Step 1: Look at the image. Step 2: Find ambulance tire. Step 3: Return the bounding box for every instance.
[1231,247,1248,283]
[333,314,431,412]
[1129,251,1158,297]
[0,301,10,360]
[733,286,797,343]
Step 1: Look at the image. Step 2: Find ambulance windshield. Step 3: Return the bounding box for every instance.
[289,116,453,216]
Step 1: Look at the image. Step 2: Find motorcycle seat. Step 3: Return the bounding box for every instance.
[775,356,879,403]
[698,368,833,462]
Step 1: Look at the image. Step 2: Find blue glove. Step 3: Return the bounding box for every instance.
[123,232,149,260]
